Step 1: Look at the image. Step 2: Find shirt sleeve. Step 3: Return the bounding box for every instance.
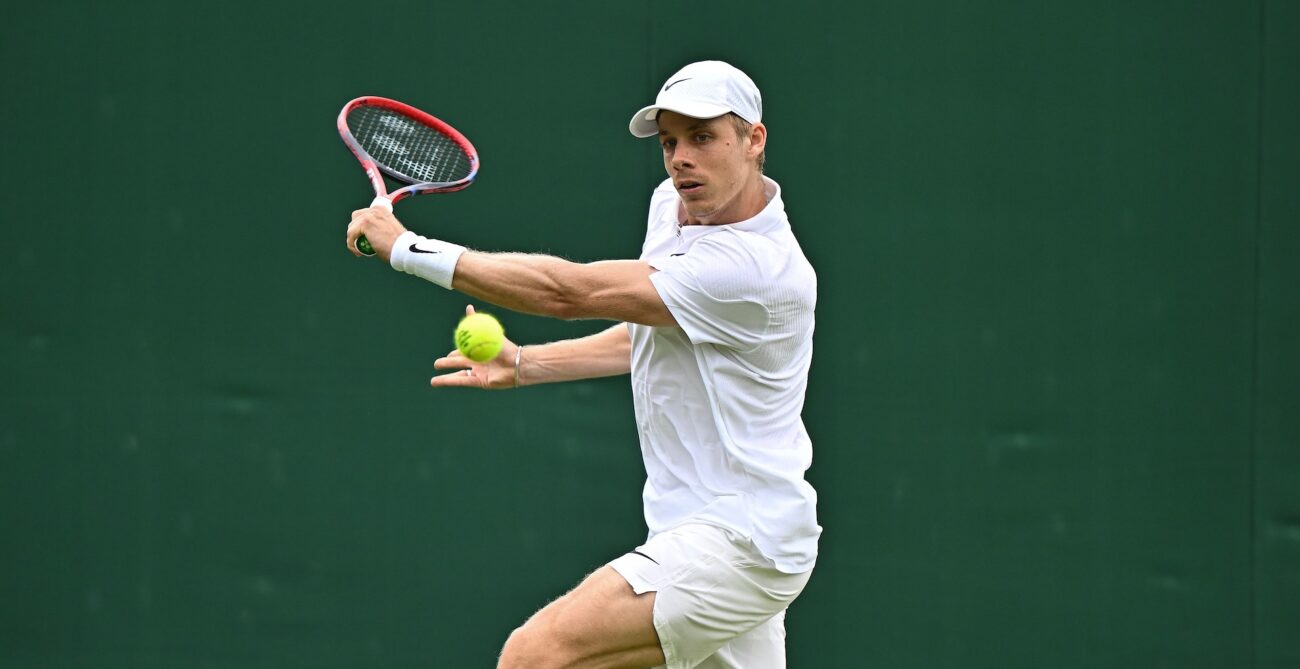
[648,232,772,350]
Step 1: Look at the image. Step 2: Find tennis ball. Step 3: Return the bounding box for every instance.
[454,312,505,363]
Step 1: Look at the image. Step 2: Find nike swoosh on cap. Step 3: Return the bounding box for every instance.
[664,78,692,91]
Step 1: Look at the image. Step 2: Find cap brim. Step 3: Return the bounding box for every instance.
[628,101,734,138]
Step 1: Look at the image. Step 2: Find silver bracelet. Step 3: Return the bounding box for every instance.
[513,345,524,388]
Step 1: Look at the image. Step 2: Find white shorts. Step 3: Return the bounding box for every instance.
[607,523,813,669]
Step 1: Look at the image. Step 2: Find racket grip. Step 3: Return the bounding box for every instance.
[356,196,392,257]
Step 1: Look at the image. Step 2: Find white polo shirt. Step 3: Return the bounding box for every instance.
[627,176,821,574]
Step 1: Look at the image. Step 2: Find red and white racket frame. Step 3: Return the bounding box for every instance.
[337,96,481,212]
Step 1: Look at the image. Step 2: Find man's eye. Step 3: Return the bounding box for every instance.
[695,134,710,142]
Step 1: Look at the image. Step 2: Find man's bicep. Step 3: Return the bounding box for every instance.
[574,260,678,327]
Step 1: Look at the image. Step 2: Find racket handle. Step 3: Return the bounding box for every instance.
[356,196,392,257]
[357,237,375,256]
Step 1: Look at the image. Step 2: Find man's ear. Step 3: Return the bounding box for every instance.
[748,122,767,159]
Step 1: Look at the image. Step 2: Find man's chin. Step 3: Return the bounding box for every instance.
[682,200,718,220]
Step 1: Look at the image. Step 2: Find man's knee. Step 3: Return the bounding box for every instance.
[497,625,536,669]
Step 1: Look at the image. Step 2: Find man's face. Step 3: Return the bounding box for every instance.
[657,111,764,225]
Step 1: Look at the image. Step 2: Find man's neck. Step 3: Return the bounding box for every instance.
[682,175,768,226]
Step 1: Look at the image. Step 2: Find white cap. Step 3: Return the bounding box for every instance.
[629,61,762,138]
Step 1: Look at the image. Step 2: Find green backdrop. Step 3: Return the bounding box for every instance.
[2,1,1296,667]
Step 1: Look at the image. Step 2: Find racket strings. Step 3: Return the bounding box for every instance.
[348,106,472,184]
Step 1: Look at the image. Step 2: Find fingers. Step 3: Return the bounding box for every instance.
[345,206,394,258]
[346,209,378,257]
[431,347,505,389]
[352,205,388,219]
[345,219,363,257]
[431,350,479,388]
[432,351,469,370]
[430,366,495,389]
[430,367,482,388]
[465,304,476,316]
[344,205,407,262]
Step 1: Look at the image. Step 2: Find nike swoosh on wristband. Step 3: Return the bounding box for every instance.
[409,243,441,254]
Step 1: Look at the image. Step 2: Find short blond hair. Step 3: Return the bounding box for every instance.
[728,114,766,173]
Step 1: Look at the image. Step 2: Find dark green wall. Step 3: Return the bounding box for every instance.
[2,1,1295,667]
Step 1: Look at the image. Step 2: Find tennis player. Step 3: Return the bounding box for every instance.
[346,60,820,669]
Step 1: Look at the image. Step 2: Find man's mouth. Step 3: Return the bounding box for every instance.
[677,180,704,195]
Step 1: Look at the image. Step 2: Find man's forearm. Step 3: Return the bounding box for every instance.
[447,251,674,326]
[518,323,632,387]
[450,251,581,319]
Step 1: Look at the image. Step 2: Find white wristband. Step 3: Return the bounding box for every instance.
[389,231,466,290]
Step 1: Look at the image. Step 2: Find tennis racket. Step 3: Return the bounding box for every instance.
[337,96,480,256]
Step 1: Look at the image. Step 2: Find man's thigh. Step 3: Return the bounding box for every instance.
[499,566,665,669]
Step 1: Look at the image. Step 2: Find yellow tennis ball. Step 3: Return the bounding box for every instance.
[454,313,505,363]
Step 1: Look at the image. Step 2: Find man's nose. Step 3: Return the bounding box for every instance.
[671,147,695,170]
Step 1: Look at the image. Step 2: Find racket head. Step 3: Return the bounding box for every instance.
[337,96,480,203]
